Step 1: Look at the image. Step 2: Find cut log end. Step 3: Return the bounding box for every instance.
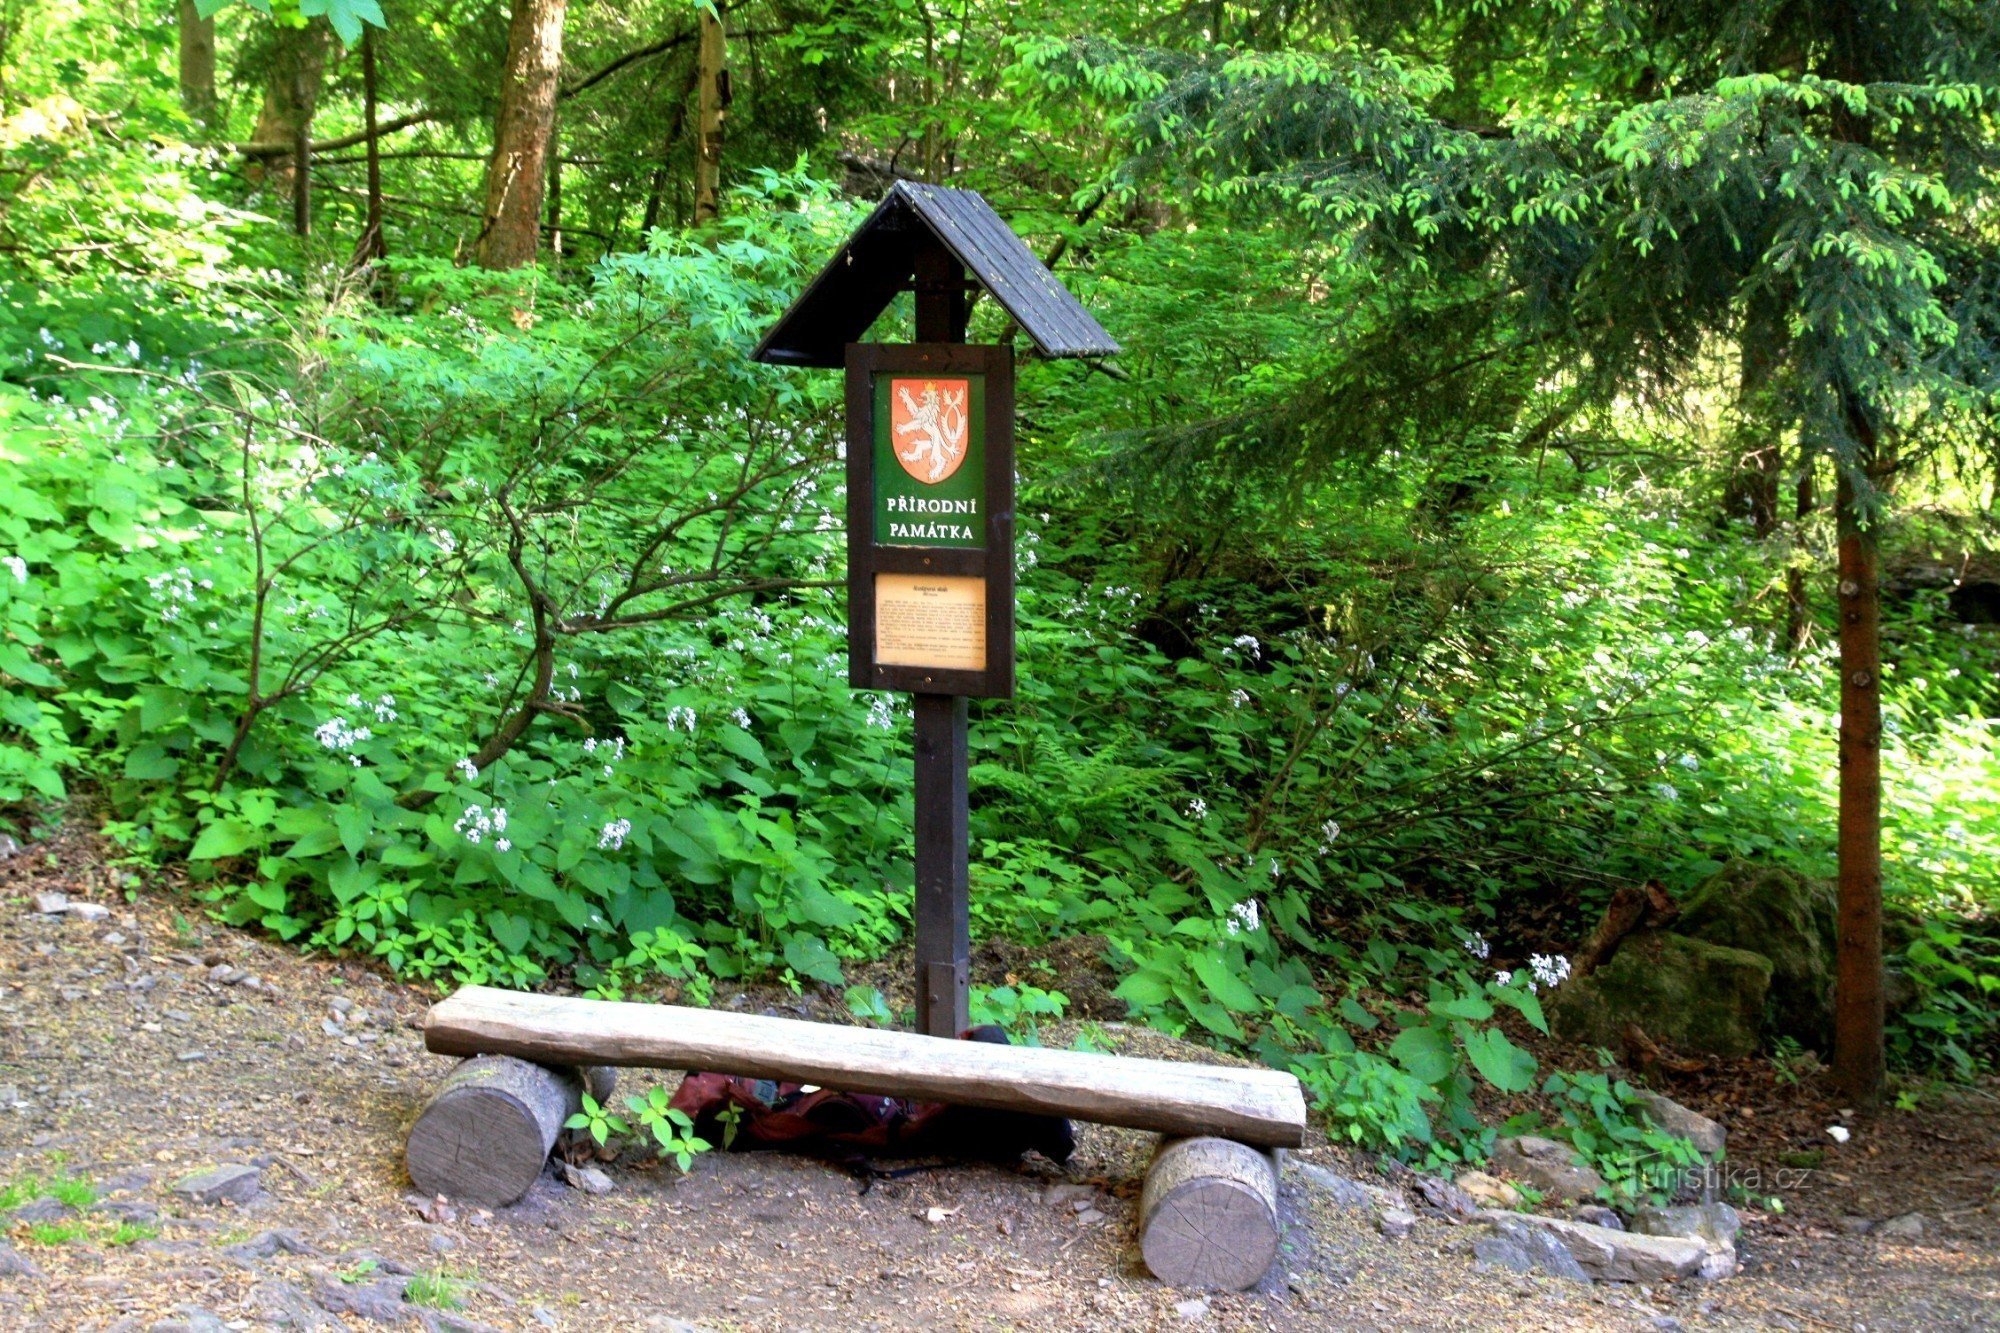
[1139,1136,1281,1291]
[405,1055,614,1208]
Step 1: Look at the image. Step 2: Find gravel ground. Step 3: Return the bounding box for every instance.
[1,825,1995,1330]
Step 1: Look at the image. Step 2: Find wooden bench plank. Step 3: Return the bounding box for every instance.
[424,985,1308,1149]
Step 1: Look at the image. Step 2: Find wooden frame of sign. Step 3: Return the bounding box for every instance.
[844,342,1015,699]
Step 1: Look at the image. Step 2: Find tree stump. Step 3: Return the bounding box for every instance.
[1138,1135,1281,1290]
[405,1056,615,1207]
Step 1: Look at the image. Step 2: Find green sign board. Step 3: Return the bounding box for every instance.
[872,372,986,548]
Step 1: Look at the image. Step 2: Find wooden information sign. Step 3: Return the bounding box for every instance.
[845,343,1014,698]
[754,182,1117,1038]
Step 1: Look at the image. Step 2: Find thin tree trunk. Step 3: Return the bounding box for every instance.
[247,24,329,199]
[1832,397,1885,1109]
[292,65,312,236]
[545,109,563,260]
[177,0,219,127]
[352,28,386,266]
[692,8,727,223]
[475,0,568,270]
[641,65,700,235]
[1786,448,1816,652]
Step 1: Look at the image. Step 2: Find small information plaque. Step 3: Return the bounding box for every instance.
[875,573,987,671]
[845,342,1014,698]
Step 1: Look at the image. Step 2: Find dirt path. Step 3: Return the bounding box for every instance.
[1,827,1995,1330]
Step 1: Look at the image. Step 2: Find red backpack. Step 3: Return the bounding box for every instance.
[669,1025,1076,1165]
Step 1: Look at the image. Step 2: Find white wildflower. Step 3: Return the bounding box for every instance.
[1230,634,1261,661]
[2,556,24,584]
[1530,954,1571,991]
[494,838,512,853]
[1318,819,1340,853]
[665,706,697,733]
[1229,689,1251,708]
[455,758,479,783]
[864,696,895,730]
[1463,932,1490,960]
[314,717,372,751]
[732,707,753,728]
[1225,899,1261,936]
[373,694,398,723]
[1495,970,1514,987]
[454,804,507,845]
[598,818,632,851]
[1186,797,1208,820]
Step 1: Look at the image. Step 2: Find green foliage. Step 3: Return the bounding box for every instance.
[624,1087,712,1172]
[563,1093,631,1148]
[1535,1065,1709,1207]
[404,1267,470,1312]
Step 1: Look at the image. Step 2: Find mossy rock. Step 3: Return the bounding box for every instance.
[1678,860,1835,1049]
[1547,932,1773,1058]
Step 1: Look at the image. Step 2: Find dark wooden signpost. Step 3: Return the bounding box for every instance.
[754,182,1119,1037]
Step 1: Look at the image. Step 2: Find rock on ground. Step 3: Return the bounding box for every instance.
[1631,1089,1728,1161]
[1677,859,1836,1048]
[170,1163,263,1206]
[1492,1212,1709,1283]
[1546,931,1773,1058]
[1472,1214,1593,1283]
[1489,1135,1608,1204]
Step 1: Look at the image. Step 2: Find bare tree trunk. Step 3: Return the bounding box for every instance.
[1832,396,1886,1109]
[247,24,329,200]
[692,8,727,223]
[545,109,563,260]
[641,65,700,236]
[177,0,219,127]
[475,0,568,269]
[1786,448,1816,652]
[358,29,386,262]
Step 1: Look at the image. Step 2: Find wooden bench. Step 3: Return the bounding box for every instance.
[409,985,1309,1289]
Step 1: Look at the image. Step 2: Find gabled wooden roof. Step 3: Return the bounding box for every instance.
[752,182,1120,367]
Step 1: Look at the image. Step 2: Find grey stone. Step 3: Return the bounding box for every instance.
[223,1229,318,1260]
[136,1240,202,1257]
[560,1163,613,1196]
[1573,1205,1624,1230]
[1474,1215,1592,1282]
[170,1164,262,1206]
[321,1020,343,1038]
[0,1242,44,1279]
[530,1309,558,1328]
[67,902,110,922]
[32,891,67,914]
[1487,1211,1707,1282]
[1173,1296,1210,1320]
[1490,1135,1609,1204]
[1374,1206,1417,1239]
[428,1233,457,1254]
[1291,1161,1371,1210]
[1631,1090,1728,1161]
[148,1307,227,1333]
[1630,1202,1740,1250]
[1414,1174,1478,1219]
[315,1275,411,1323]
[250,1279,342,1330]
[1838,1215,1875,1235]
[420,1313,505,1333]
[0,833,21,860]
[1876,1211,1926,1240]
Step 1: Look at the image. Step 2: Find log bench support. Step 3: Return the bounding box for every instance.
[405,1055,615,1207]
[410,986,1306,1286]
[1139,1136,1282,1290]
